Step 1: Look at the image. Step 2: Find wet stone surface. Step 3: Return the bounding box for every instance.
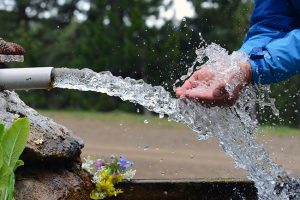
[15,162,93,200]
[0,90,84,163]
[0,90,92,200]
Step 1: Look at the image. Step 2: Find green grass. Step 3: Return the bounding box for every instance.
[39,110,184,128]
[39,110,300,135]
[258,125,300,137]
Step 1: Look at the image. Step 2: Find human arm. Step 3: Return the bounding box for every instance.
[176,0,300,106]
[244,29,300,84]
[240,0,300,84]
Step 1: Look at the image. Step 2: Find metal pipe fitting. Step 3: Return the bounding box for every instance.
[0,67,54,90]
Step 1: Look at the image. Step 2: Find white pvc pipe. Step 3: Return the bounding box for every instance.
[0,67,54,90]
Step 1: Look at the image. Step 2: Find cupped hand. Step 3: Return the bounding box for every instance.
[175,62,252,107]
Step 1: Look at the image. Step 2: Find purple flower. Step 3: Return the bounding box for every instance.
[111,155,116,161]
[95,159,103,170]
[117,156,134,171]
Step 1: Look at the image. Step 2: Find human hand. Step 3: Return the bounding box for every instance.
[175,62,252,107]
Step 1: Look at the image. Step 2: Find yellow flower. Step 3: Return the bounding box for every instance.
[113,189,123,196]
[34,138,43,145]
[89,157,135,199]
[90,190,106,200]
[96,175,114,191]
[113,174,123,184]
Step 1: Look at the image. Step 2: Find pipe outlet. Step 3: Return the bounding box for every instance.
[0,67,54,90]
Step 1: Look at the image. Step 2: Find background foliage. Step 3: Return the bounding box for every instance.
[0,0,299,127]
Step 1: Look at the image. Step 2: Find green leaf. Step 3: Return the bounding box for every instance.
[2,118,30,169]
[0,163,13,180]
[14,160,24,171]
[0,163,12,189]
[0,122,5,142]
[0,174,15,200]
[0,174,10,188]
[0,145,3,170]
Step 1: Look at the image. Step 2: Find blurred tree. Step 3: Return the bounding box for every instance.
[73,0,167,78]
[269,76,300,128]
[69,0,182,111]
[0,0,298,128]
[186,0,252,51]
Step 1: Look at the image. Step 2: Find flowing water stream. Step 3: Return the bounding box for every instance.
[53,43,299,199]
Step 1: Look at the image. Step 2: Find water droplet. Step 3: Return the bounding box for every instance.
[270,181,276,185]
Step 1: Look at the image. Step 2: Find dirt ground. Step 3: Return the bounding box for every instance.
[44,112,300,179]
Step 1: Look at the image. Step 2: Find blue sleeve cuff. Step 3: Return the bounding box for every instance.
[248,47,273,85]
[248,59,261,84]
[248,59,258,84]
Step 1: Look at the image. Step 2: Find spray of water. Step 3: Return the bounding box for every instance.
[53,43,300,199]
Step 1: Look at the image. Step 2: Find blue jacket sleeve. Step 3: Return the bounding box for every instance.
[240,0,300,84]
[248,30,300,84]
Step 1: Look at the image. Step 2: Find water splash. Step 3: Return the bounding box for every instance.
[53,43,300,199]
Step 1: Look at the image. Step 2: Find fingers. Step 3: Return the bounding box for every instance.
[176,80,208,98]
[181,76,196,89]
[178,83,237,107]
[175,87,186,97]
[185,88,214,100]
[175,76,197,97]
[175,67,245,107]
[195,69,214,81]
[175,69,212,97]
[184,81,227,99]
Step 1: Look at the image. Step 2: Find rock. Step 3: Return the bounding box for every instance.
[15,162,93,200]
[0,54,23,63]
[0,90,84,163]
[0,90,95,199]
[0,37,25,63]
